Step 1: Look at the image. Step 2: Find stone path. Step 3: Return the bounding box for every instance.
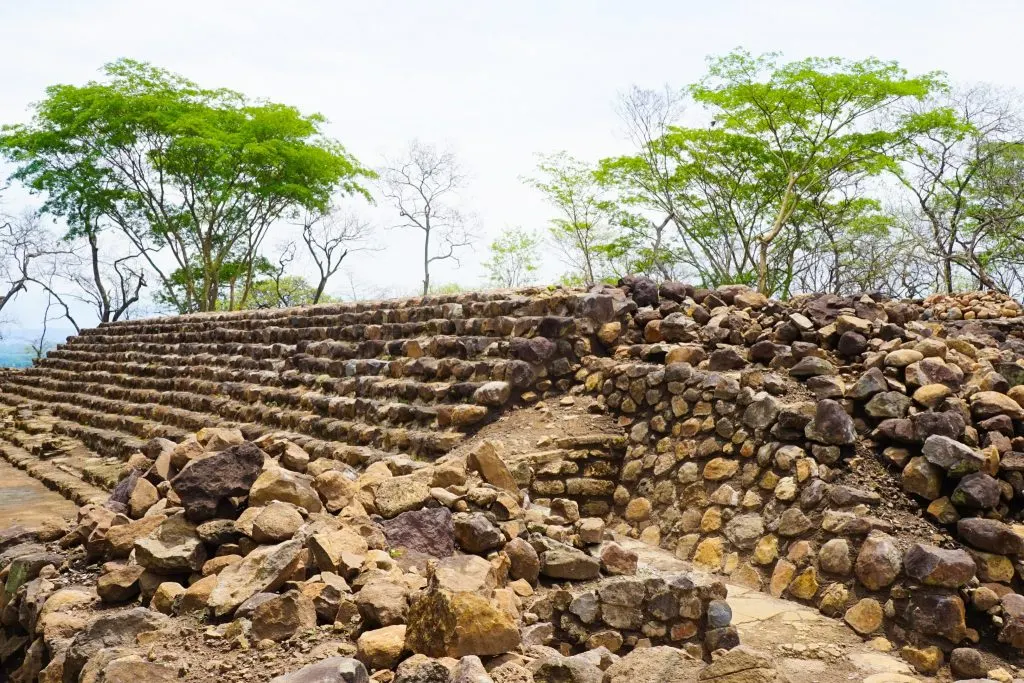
[615,536,921,682]
[0,456,77,531]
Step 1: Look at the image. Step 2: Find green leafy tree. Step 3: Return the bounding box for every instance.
[482,228,540,288]
[691,50,942,294]
[526,152,616,286]
[0,59,373,313]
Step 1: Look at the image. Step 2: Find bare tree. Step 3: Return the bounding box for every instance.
[0,212,65,321]
[298,206,374,303]
[28,291,57,363]
[380,141,475,295]
[895,85,1024,292]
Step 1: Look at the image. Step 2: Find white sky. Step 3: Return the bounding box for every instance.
[2,0,1024,335]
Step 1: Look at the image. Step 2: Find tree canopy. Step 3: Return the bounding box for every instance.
[0,58,373,313]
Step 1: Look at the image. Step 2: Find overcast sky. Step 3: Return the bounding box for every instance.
[2,0,1023,336]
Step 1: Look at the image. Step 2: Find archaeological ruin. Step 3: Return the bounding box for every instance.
[5,280,1024,681]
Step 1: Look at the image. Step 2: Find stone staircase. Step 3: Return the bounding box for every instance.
[0,288,602,501]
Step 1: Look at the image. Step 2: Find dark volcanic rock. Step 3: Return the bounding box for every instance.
[805,399,856,445]
[902,543,976,588]
[958,518,1024,555]
[381,507,455,558]
[170,442,266,521]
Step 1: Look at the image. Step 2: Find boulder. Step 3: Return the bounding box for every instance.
[375,475,432,518]
[902,543,976,588]
[804,400,856,445]
[64,608,170,679]
[251,501,304,543]
[249,467,323,513]
[269,657,369,683]
[170,442,265,521]
[467,441,519,493]
[207,539,303,616]
[251,589,318,642]
[855,533,902,591]
[308,528,369,576]
[921,435,985,475]
[381,507,456,559]
[540,547,601,580]
[951,472,1001,509]
[358,625,408,670]
[405,590,520,658]
[96,565,146,603]
[957,518,1024,555]
[972,391,1024,420]
[134,512,206,574]
[453,512,505,553]
[505,537,541,583]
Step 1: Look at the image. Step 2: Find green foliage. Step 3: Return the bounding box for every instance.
[0,58,373,313]
[526,152,617,285]
[482,228,540,288]
[587,50,947,296]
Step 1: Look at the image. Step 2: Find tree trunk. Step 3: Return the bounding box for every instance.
[422,228,431,296]
[87,231,111,323]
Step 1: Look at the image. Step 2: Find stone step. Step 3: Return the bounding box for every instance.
[0,439,110,505]
[78,289,576,336]
[20,371,478,431]
[4,376,469,458]
[68,315,558,348]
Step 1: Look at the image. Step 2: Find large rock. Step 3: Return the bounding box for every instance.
[356,579,410,627]
[951,472,1001,509]
[269,657,369,683]
[467,441,519,493]
[134,512,206,574]
[249,468,323,512]
[308,528,369,576]
[505,537,540,583]
[381,508,455,558]
[405,590,520,658]
[957,518,1024,555]
[902,543,976,588]
[207,539,303,616]
[921,435,985,475]
[603,645,701,683]
[540,547,601,580]
[972,391,1024,420]
[697,645,779,682]
[251,501,305,543]
[453,512,504,553]
[530,655,603,683]
[358,625,408,670]
[854,533,902,591]
[374,475,432,518]
[64,607,170,679]
[170,442,265,521]
[804,400,856,445]
[906,591,968,642]
[251,589,318,641]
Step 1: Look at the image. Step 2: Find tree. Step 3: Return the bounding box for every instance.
[0,212,67,321]
[482,228,540,288]
[0,58,373,313]
[298,204,374,303]
[527,152,616,286]
[380,141,474,295]
[895,86,1024,293]
[691,50,943,295]
[594,86,686,279]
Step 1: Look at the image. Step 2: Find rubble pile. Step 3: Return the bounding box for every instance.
[0,426,732,682]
